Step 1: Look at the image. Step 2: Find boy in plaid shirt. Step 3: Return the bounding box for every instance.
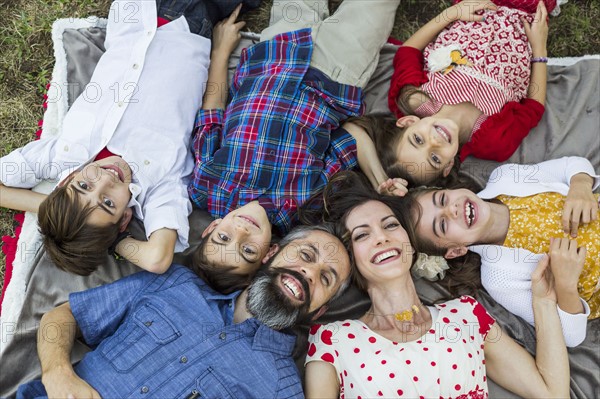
[190,0,401,279]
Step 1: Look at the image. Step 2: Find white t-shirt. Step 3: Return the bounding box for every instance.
[0,0,211,251]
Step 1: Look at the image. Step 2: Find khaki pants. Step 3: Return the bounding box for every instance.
[261,0,400,88]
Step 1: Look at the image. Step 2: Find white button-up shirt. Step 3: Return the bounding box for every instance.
[0,0,211,251]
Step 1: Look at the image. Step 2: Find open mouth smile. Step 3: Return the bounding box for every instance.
[239,215,260,229]
[464,200,476,227]
[371,249,401,265]
[280,274,305,302]
[434,125,451,144]
[101,165,125,183]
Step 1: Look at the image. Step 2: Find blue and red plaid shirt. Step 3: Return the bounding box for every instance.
[188,28,363,234]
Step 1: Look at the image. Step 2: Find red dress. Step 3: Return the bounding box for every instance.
[388,6,545,162]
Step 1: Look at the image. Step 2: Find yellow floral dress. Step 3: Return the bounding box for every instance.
[498,193,600,319]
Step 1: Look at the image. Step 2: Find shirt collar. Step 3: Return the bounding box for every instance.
[414,98,444,118]
[251,321,297,356]
[205,289,241,302]
[204,286,296,355]
[127,182,143,211]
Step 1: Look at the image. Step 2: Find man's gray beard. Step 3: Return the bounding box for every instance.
[246,271,308,330]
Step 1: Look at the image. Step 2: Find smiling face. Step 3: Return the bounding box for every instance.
[414,189,496,257]
[345,201,414,285]
[66,156,133,227]
[245,228,350,329]
[269,229,350,313]
[201,201,273,276]
[394,116,459,184]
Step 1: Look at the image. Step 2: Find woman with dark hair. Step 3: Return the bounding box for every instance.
[304,171,569,398]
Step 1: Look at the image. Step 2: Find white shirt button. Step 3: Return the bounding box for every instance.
[63,145,69,152]
[144,160,150,165]
[118,101,124,107]
[133,63,139,69]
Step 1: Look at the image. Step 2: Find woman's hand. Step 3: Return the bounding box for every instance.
[442,0,497,23]
[563,173,598,237]
[377,178,408,197]
[522,1,548,57]
[212,4,246,57]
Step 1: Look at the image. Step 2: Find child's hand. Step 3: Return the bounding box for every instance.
[531,254,556,303]
[443,0,497,23]
[377,178,408,197]
[563,173,598,237]
[547,237,585,295]
[212,4,246,57]
[522,1,548,57]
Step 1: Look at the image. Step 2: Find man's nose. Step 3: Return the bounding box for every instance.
[300,265,317,284]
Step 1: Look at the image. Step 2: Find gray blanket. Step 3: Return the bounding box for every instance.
[0,27,598,397]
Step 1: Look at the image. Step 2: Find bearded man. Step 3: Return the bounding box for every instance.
[15,224,350,399]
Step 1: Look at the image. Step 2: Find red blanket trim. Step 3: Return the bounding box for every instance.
[1,214,25,314]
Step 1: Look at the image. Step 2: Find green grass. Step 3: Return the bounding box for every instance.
[1,0,599,288]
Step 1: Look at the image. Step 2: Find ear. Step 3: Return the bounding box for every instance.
[444,246,468,259]
[396,115,420,128]
[262,244,279,264]
[311,305,328,321]
[442,158,455,177]
[118,208,133,232]
[201,219,222,239]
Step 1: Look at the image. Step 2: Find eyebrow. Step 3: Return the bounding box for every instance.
[431,192,441,238]
[72,184,115,216]
[328,265,339,285]
[409,136,418,150]
[210,236,254,264]
[350,214,397,235]
[308,243,320,258]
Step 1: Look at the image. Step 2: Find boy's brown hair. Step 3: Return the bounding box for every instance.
[191,238,254,294]
[38,184,120,276]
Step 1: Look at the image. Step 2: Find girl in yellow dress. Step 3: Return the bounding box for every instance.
[405,156,598,347]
